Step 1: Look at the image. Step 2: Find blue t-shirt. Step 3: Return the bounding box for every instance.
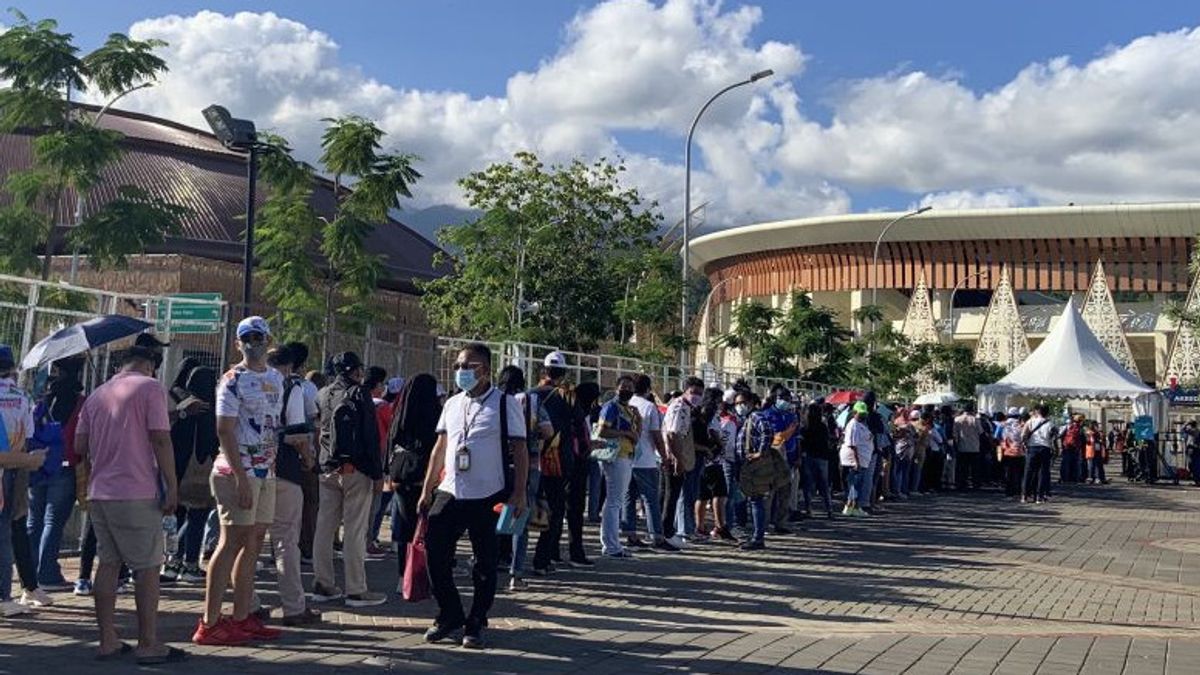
[760,407,799,462]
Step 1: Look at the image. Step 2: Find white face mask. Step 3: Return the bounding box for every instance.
[735,403,750,417]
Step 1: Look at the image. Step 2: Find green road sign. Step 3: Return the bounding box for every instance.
[156,293,223,334]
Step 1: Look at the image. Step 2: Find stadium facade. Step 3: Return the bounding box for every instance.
[687,203,1200,387]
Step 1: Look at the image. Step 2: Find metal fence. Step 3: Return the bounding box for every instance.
[0,273,229,389]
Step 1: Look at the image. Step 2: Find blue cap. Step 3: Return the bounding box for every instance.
[236,315,270,339]
[0,345,13,369]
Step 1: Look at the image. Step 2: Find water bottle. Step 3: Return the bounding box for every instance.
[162,515,178,563]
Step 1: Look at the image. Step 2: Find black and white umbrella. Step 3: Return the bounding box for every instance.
[21,314,155,370]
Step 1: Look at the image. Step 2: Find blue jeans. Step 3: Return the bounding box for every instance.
[368,491,389,544]
[600,459,632,555]
[0,473,13,601]
[843,466,864,505]
[173,506,212,564]
[511,463,541,576]
[891,455,911,497]
[748,495,767,543]
[859,458,877,507]
[721,460,743,527]
[622,467,662,540]
[27,468,76,586]
[587,459,603,521]
[802,457,831,514]
[675,463,702,537]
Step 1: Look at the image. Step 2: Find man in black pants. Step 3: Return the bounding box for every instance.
[532,353,594,572]
[419,343,527,649]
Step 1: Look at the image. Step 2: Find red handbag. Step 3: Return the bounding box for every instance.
[402,516,431,602]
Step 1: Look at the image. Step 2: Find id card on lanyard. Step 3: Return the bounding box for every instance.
[457,388,495,473]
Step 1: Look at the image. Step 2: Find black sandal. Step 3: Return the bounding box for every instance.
[94,642,133,661]
[136,646,189,665]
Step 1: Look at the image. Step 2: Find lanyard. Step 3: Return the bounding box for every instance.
[460,388,495,442]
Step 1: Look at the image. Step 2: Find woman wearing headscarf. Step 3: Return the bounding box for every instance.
[385,373,442,579]
[163,358,218,583]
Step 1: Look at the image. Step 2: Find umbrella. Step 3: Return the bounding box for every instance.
[825,390,862,406]
[21,314,154,370]
[913,391,960,406]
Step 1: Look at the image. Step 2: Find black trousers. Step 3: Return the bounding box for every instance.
[659,470,685,539]
[11,516,37,591]
[393,484,420,576]
[425,490,500,629]
[299,468,320,559]
[564,460,588,560]
[1002,456,1026,496]
[924,452,945,491]
[533,475,566,568]
[956,452,983,489]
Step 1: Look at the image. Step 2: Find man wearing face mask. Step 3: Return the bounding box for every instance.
[760,387,799,535]
[660,377,704,548]
[419,343,527,649]
[311,351,386,608]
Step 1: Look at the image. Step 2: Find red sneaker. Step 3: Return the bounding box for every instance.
[236,614,283,641]
[192,617,253,646]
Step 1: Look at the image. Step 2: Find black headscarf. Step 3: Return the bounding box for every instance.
[389,373,441,453]
[46,356,85,423]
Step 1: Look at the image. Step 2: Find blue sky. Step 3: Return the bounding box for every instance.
[21,0,1200,223]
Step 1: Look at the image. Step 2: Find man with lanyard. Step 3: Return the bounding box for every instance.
[1022,404,1056,504]
[419,343,527,649]
[312,352,386,608]
[195,317,291,645]
[759,387,798,534]
[661,377,704,548]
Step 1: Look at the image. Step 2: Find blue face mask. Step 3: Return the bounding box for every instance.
[775,399,791,411]
[455,368,478,392]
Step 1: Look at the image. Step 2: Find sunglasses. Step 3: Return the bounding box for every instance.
[240,332,266,344]
[453,361,483,371]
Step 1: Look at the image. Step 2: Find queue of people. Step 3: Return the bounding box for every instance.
[0,323,1130,658]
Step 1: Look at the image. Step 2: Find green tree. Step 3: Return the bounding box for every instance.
[252,119,421,348]
[419,151,664,348]
[713,300,781,375]
[911,342,1008,399]
[0,10,183,278]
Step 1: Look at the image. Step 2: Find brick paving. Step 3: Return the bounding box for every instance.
[2,481,1199,673]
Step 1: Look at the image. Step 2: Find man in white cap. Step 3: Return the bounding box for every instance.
[196,316,302,645]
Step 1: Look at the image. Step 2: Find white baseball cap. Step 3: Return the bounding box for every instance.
[236,315,270,339]
[722,389,736,404]
[1007,406,1020,416]
[543,351,567,368]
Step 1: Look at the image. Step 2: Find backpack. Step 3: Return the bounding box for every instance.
[274,376,308,485]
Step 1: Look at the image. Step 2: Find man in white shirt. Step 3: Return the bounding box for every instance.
[839,402,874,516]
[1021,404,1056,504]
[954,404,983,490]
[660,377,704,546]
[419,343,527,649]
[622,375,679,552]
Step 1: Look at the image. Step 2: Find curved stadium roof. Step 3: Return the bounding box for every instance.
[0,105,447,293]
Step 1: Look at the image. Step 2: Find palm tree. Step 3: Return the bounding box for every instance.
[714,300,781,375]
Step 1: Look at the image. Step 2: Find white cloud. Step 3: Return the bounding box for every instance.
[113,1,824,226]
[912,188,1034,211]
[95,2,1200,231]
[776,26,1200,206]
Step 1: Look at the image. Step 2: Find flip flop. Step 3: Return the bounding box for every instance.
[94,642,133,661]
[136,646,189,665]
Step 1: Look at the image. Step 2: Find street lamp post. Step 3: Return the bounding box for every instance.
[681,68,774,383]
[870,206,933,309]
[203,104,261,318]
[945,270,989,339]
[699,275,740,363]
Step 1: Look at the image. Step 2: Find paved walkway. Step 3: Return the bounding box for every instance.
[2,481,1199,673]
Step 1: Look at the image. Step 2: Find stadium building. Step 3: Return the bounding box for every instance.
[687,203,1200,387]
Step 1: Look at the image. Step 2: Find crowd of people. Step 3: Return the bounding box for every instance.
[0,318,1133,659]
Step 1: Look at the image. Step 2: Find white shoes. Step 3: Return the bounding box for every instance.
[666,535,687,550]
[19,589,53,608]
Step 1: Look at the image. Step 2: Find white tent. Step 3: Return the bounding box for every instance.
[977,302,1162,422]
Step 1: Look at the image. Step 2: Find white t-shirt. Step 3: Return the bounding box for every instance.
[214,366,301,477]
[300,379,320,421]
[629,395,662,469]
[0,378,35,449]
[436,386,527,500]
[840,417,874,468]
[715,414,739,463]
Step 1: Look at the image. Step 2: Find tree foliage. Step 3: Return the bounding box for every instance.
[419,151,666,349]
[253,121,420,347]
[0,9,176,278]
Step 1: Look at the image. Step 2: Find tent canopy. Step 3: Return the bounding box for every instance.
[977,301,1153,405]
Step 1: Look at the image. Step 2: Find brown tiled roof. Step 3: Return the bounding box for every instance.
[0,105,447,294]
